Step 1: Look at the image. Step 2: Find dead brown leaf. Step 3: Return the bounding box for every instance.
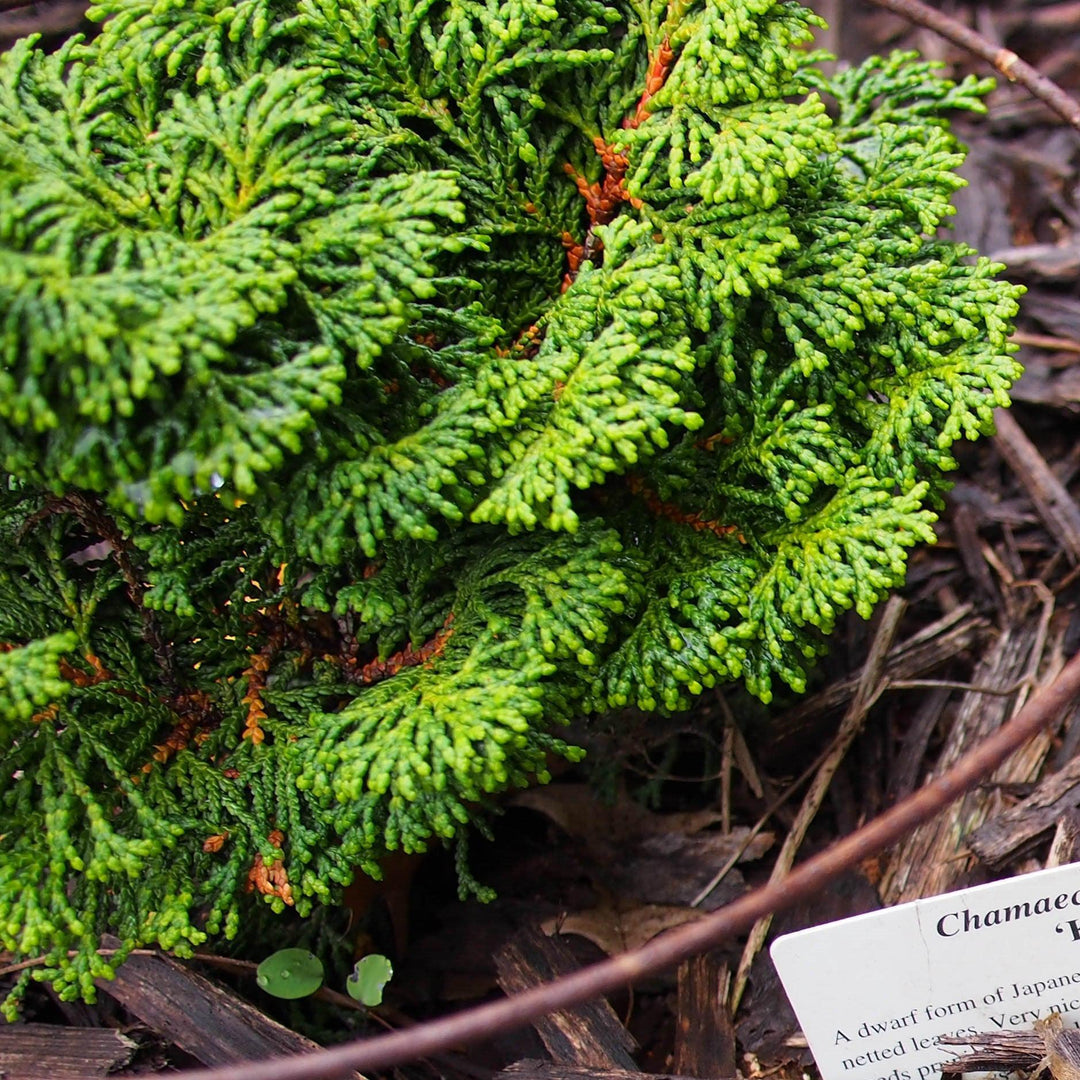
[513,783,773,910]
[542,902,704,956]
[513,783,771,850]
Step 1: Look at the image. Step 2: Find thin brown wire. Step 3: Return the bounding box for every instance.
[166,648,1080,1080]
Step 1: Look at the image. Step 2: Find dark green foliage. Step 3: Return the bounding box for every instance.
[0,0,1021,1005]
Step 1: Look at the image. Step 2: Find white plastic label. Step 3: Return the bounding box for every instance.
[771,863,1080,1080]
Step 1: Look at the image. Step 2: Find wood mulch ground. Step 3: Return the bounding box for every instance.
[3,0,1080,1077]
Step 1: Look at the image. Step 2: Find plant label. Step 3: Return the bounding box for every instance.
[771,862,1080,1080]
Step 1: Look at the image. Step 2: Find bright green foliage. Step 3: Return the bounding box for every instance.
[0,0,1021,1004]
[0,633,77,732]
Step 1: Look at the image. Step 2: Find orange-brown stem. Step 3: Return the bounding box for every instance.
[241,651,270,746]
[561,39,673,286]
[626,474,744,542]
[346,614,455,687]
[149,689,215,766]
[628,37,674,129]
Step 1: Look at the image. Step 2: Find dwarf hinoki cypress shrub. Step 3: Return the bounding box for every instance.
[0,0,1021,1004]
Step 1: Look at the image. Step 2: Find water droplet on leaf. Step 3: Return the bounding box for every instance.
[256,948,323,999]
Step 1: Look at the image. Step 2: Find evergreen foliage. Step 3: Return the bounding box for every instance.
[0,0,1022,1003]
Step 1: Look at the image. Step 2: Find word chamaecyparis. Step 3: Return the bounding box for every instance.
[935,887,1080,937]
[772,864,1080,1080]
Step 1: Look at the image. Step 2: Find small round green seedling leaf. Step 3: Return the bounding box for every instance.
[347,954,393,1007]
[256,948,324,999]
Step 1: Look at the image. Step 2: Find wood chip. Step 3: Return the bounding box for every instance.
[886,686,952,804]
[674,954,736,1079]
[938,1029,1043,1074]
[501,1063,720,1080]
[1048,808,1080,867]
[97,948,361,1076]
[0,1,87,43]
[991,241,1080,282]
[880,609,1058,903]
[968,726,1080,867]
[494,928,637,1070]
[0,1023,135,1078]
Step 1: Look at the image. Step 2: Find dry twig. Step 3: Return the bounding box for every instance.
[994,409,1080,564]
[1011,331,1080,354]
[866,0,1080,131]
[730,596,905,1011]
